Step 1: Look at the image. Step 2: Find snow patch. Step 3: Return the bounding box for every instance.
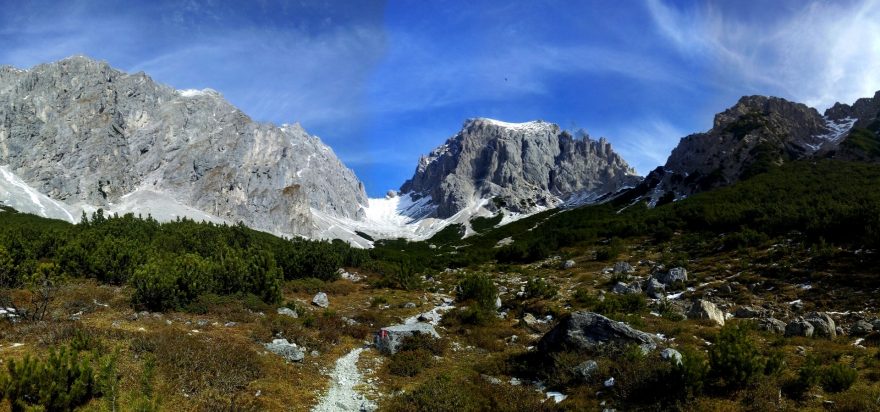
[480,118,555,134]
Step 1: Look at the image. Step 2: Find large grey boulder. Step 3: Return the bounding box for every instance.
[613,262,634,275]
[757,318,787,334]
[399,118,640,219]
[312,292,329,308]
[0,56,368,238]
[656,267,687,285]
[644,277,666,299]
[734,306,763,319]
[850,320,874,336]
[805,312,837,338]
[265,338,305,362]
[537,311,657,354]
[612,281,642,295]
[785,319,815,337]
[687,300,725,326]
[375,323,440,355]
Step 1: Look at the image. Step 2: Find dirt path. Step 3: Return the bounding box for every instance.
[311,347,377,412]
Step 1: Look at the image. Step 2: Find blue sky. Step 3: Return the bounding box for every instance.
[2,1,880,196]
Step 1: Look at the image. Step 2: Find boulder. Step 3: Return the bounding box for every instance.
[644,277,666,299]
[657,267,687,285]
[687,300,725,326]
[785,318,815,337]
[375,323,440,355]
[805,312,836,338]
[613,261,634,275]
[277,307,298,318]
[612,281,642,295]
[312,292,329,308]
[562,260,576,269]
[734,306,762,319]
[851,320,874,336]
[757,318,787,334]
[522,313,539,327]
[574,360,599,381]
[660,348,683,366]
[264,338,304,362]
[537,311,657,354]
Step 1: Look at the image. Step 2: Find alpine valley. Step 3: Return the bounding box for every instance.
[3,55,880,412]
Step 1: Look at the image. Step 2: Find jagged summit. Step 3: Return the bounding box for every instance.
[629,90,880,206]
[400,117,639,219]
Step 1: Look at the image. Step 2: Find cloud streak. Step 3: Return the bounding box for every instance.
[646,0,880,109]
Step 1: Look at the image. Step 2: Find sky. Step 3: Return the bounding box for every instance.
[2,0,880,196]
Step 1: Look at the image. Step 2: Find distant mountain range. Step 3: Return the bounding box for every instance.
[1,56,878,246]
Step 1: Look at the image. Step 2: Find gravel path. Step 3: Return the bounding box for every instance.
[311,347,377,412]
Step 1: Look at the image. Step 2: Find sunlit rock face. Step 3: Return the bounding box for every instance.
[0,56,367,237]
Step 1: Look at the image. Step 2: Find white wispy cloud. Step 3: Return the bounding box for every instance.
[646,0,880,109]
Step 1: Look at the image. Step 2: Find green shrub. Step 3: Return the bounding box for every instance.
[457,273,497,311]
[709,324,765,389]
[388,349,433,377]
[386,375,482,412]
[821,363,858,393]
[0,347,96,411]
[595,293,648,315]
[524,278,557,300]
[783,356,821,400]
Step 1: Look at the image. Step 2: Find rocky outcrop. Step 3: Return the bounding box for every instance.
[0,56,367,237]
[400,118,640,218]
[629,93,880,205]
[687,300,725,326]
[537,311,657,354]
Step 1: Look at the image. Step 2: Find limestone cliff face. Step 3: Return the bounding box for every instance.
[0,56,366,236]
[400,118,640,218]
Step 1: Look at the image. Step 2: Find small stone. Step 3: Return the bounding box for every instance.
[604,377,615,387]
[225,322,237,327]
[403,302,417,309]
[277,307,298,318]
[562,260,576,269]
[264,338,304,362]
[312,292,329,308]
[574,360,599,381]
[522,313,539,327]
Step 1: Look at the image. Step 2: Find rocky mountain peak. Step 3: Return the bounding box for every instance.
[0,55,367,238]
[400,118,639,219]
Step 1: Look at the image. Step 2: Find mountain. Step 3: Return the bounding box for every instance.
[0,56,644,246]
[631,92,880,206]
[0,56,367,239]
[399,118,640,220]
